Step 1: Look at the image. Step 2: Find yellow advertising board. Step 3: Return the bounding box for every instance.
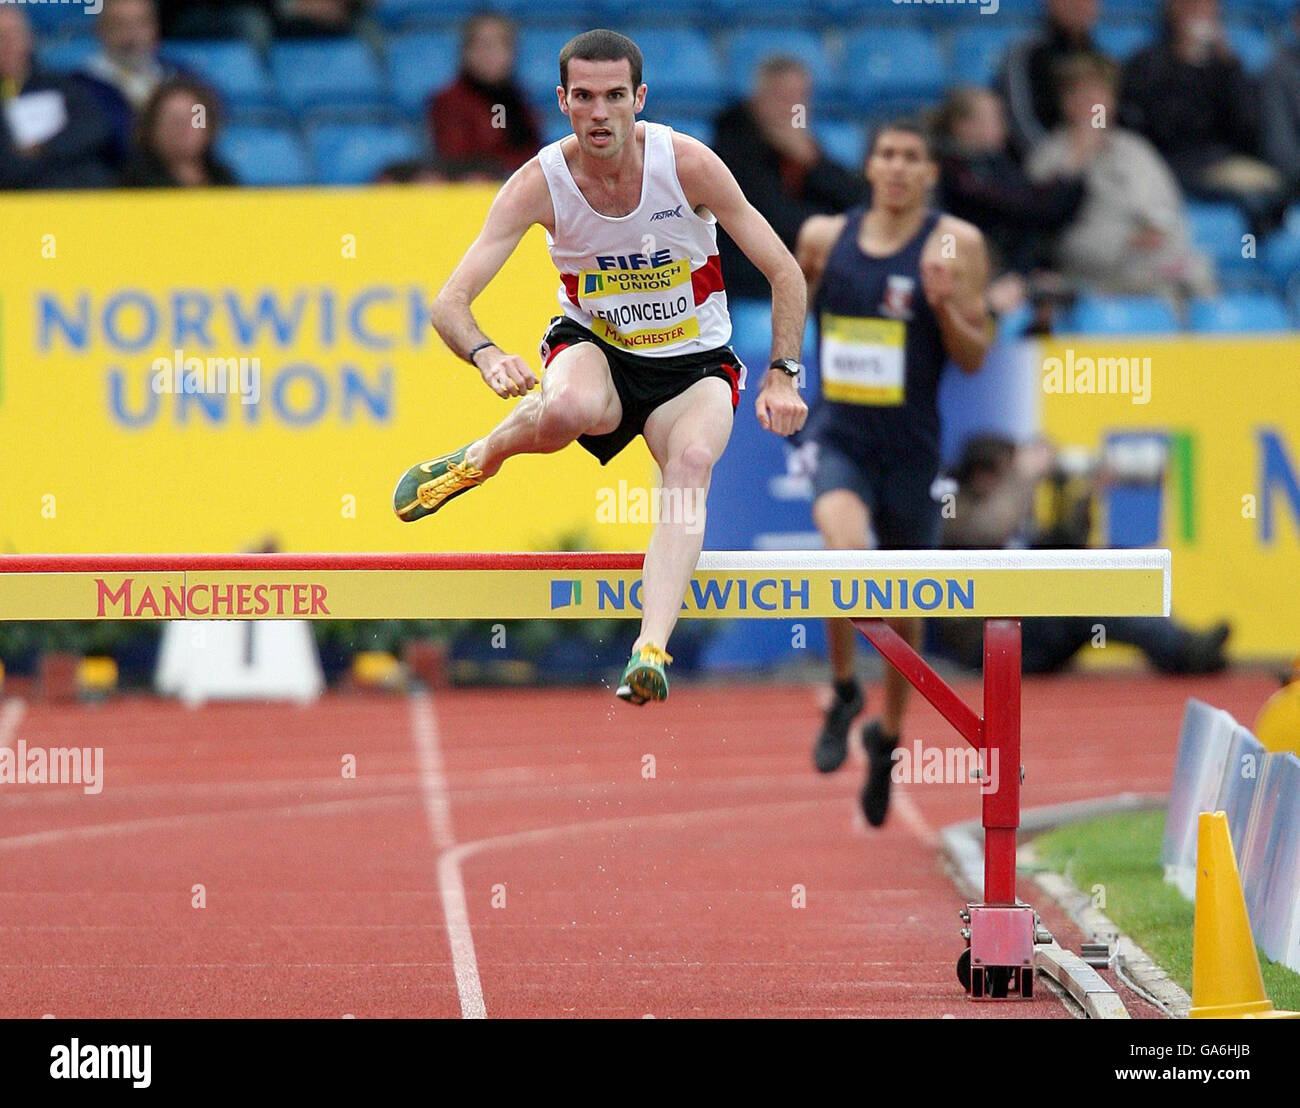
[1038,335,1300,657]
[0,186,654,555]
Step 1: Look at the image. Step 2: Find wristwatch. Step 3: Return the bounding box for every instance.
[769,358,803,378]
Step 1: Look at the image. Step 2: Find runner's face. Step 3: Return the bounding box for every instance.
[561,58,646,159]
[865,131,936,214]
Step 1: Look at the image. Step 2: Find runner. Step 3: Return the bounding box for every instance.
[393,29,808,704]
[795,119,992,824]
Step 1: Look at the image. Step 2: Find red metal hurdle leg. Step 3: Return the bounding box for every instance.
[850,617,1036,1000]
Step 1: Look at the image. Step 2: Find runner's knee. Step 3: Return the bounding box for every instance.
[664,441,717,488]
[539,382,605,438]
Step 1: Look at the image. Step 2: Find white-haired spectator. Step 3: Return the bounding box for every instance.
[1027,54,1215,299]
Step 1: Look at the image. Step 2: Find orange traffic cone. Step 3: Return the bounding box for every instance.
[1190,811,1299,1019]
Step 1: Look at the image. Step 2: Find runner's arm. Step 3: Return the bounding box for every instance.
[674,136,808,436]
[431,160,551,396]
[923,217,993,375]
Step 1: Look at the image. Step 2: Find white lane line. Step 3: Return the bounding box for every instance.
[892,788,939,849]
[0,794,409,850]
[0,698,25,749]
[409,693,485,1021]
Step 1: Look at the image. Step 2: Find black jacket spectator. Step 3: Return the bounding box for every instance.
[1121,40,1261,190]
[1261,39,1300,190]
[713,99,864,299]
[0,69,117,189]
[997,0,1108,159]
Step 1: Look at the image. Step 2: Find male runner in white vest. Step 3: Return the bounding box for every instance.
[393,29,808,704]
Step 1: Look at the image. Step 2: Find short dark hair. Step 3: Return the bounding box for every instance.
[950,435,1017,488]
[867,116,936,161]
[558,28,642,91]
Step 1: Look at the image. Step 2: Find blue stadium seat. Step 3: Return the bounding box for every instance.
[1225,25,1276,75]
[517,27,589,105]
[1060,295,1181,335]
[1261,226,1300,292]
[541,114,574,145]
[22,4,91,34]
[1094,24,1155,62]
[495,0,602,26]
[842,28,949,108]
[216,125,313,186]
[725,29,839,97]
[307,122,423,185]
[372,0,484,30]
[1185,200,1252,277]
[949,26,1022,88]
[159,41,278,111]
[1188,293,1292,333]
[713,0,819,24]
[386,31,460,116]
[814,119,865,171]
[270,41,388,115]
[655,114,715,145]
[635,29,726,114]
[36,38,99,74]
[1098,0,1162,22]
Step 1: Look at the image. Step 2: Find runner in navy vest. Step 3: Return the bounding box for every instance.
[392,29,808,705]
[795,119,992,826]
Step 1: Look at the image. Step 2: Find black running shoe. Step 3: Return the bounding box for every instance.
[812,684,864,773]
[860,721,899,828]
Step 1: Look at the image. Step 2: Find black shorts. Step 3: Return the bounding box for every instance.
[810,440,942,550]
[539,315,744,465]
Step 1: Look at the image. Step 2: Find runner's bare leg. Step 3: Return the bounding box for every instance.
[636,376,735,651]
[464,344,621,478]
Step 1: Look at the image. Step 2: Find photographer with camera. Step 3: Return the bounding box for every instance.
[935,434,1231,675]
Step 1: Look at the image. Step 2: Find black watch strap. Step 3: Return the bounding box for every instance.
[769,357,802,377]
[468,340,497,368]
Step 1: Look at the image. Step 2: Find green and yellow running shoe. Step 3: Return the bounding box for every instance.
[616,643,673,705]
[393,445,485,522]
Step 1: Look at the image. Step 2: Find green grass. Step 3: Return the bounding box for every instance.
[1032,809,1300,1012]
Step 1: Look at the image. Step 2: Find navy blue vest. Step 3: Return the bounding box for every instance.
[809,207,948,465]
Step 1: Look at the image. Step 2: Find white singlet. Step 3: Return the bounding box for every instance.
[537,121,732,358]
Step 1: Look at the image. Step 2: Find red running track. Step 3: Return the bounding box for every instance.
[0,672,1275,1018]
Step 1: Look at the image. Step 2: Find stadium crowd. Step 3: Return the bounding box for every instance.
[3,0,1299,321]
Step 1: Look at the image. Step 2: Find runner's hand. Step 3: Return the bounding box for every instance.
[756,373,808,437]
[478,351,538,398]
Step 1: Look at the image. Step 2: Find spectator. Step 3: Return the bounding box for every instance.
[0,7,117,189]
[79,0,186,163]
[1122,0,1285,228]
[713,55,864,299]
[120,77,236,187]
[275,0,362,39]
[998,0,1108,160]
[933,86,1085,315]
[428,14,541,180]
[1261,4,1300,197]
[1027,54,1215,299]
[156,0,273,40]
[935,435,1231,676]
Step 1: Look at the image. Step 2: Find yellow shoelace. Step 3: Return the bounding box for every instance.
[417,459,484,507]
[638,644,673,667]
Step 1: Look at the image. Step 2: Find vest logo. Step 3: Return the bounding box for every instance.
[583,273,605,295]
[881,275,915,321]
[650,205,683,221]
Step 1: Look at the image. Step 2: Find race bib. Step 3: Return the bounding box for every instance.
[577,258,700,351]
[820,314,906,406]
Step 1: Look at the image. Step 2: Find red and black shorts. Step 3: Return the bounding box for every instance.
[539,315,744,465]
